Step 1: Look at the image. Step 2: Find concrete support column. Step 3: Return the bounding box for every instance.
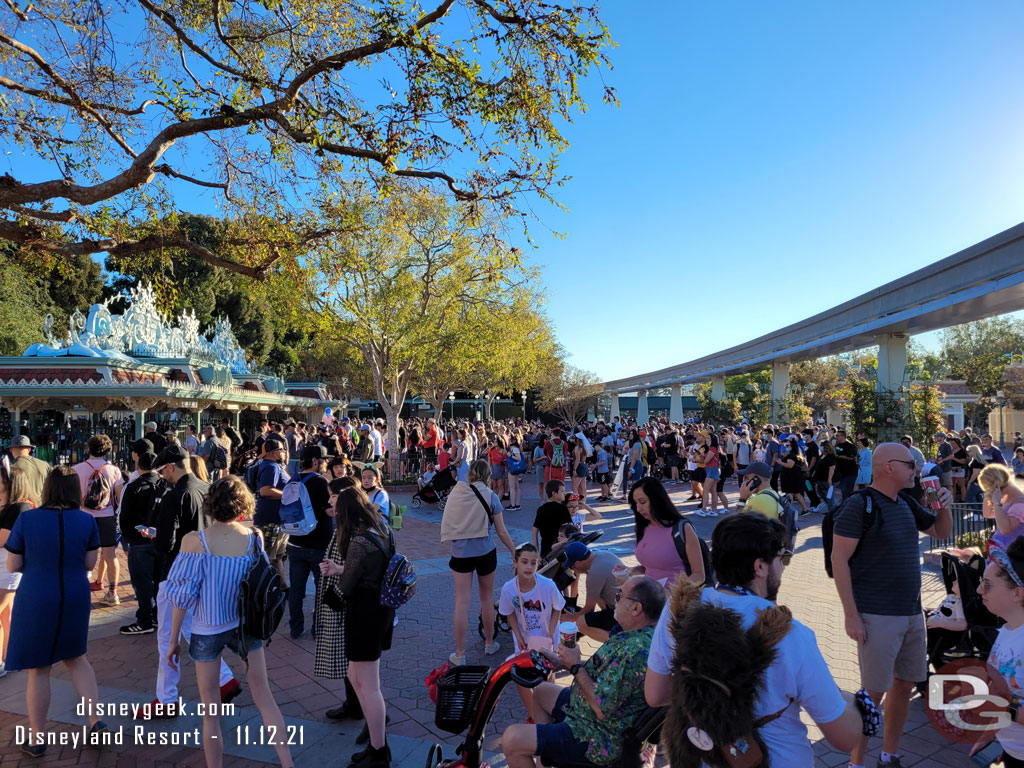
[134,412,146,440]
[771,362,790,421]
[610,393,620,419]
[875,333,909,394]
[669,384,684,423]
[711,376,726,401]
[12,409,20,436]
[586,405,596,423]
[636,390,649,424]
[234,410,242,434]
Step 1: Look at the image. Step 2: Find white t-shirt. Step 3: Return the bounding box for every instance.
[368,487,390,521]
[498,574,565,652]
[647,588,846,767]
[371,429,383,456]
[989,622,1024,757]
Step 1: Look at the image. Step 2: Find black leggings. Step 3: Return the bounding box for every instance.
[1003,753,1024,768]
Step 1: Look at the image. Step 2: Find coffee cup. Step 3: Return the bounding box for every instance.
[558,621,578,649]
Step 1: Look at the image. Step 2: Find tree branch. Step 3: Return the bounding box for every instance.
[0,75,159,116]
[0,33,138,158]
[0,219,331,279]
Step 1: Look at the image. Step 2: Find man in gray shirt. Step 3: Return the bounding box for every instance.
[564,542,625,642]
[831,442,952,768]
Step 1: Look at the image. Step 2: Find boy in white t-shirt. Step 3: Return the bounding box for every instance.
[498,543,564,721]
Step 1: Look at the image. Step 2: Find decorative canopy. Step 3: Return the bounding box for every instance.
[24,283,251,375]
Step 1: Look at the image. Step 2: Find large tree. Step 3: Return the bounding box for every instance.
[536,363,602,425]
[0,0,613,277]
[315,187,532,476]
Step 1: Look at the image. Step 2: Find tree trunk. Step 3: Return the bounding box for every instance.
[430,394,448,422]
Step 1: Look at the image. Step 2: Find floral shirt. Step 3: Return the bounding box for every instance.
[563,626,654,765]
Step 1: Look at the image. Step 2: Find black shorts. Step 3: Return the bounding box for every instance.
[582,608,618,632]
[449,548,498,576]
[666,455,680,468]
[95,516,117,548]
[597,472,612,486]
[693,468,707,483]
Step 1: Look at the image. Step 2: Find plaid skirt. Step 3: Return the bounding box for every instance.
[313,537,348,679]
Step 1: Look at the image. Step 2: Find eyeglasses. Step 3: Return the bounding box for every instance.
[614,589,641,604]
[777,549,794,566]
[887,459,916,469]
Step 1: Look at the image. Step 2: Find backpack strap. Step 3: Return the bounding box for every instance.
[671,519,693,574]
[468,483,495,526]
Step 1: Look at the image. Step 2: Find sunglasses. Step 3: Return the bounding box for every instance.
[778,549,794,566]
[887,459,916,469]
[614,588,641,604]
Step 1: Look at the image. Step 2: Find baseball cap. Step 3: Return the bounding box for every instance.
[131,438,154,455]
[153,444,189,470]
[359,424,370,432]
[301,444,328,461]
[262,436,285,453]
[738,461,772,479]
[145,421,158,431]
[10,434,33,448]
[341,416,350,422]
[564,541,591,567]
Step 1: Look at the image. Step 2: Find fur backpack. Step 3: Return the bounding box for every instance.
[662,579,793,768]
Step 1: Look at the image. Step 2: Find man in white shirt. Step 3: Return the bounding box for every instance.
[645,514,862,766]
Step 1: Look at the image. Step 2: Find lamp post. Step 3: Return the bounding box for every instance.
[448,391,455,421]
[998,390,1007,451]
[521,390,528,421]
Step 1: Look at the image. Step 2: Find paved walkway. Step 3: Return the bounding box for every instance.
[0,479,973,767]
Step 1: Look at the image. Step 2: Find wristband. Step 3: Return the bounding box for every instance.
[569,663,584,678]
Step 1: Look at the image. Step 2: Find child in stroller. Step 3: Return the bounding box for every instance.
[926,550,1002,674]
[411,465,457,509]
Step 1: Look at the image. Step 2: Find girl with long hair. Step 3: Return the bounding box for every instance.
[320,486,396,767]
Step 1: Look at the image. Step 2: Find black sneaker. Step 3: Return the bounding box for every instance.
[120,622,156,635]
[22,744,46,758]
[326,699,363,721]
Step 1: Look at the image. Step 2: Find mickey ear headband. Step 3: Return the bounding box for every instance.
[988,540,1024,590]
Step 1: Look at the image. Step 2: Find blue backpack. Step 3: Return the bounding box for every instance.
[279,473,317,536]
[366,529,417,608]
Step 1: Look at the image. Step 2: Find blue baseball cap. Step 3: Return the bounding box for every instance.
[564,541,591,567]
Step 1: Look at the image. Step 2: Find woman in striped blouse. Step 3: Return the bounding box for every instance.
[165,476,293,768]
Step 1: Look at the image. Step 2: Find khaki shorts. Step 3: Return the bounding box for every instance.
[858,612,927,691]
[941,471,953,487]
[256,523,289,561]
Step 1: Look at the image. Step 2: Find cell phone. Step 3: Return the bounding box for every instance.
[747,476,761,491]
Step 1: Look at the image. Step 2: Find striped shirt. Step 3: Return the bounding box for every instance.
[165,530,262,634]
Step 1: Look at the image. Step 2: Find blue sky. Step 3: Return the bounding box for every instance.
[525,1,1024,380]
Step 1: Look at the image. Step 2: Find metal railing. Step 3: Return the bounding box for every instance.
[929,502,992,550]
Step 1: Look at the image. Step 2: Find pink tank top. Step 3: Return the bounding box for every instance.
[635,523,686,584]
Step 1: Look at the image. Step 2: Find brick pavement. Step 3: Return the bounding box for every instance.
[0,479,977,766]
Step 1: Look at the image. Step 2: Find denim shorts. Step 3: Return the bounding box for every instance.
[535,688,596,766]
[705,467,721,480]
[189,627,263,662]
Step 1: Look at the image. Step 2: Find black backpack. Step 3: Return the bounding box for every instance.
[822,488,911,578]
[671,520,714,586]
[237,535,287,660]
[209,441,228,470]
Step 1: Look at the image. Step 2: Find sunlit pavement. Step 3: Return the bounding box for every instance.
[0,477,970,766]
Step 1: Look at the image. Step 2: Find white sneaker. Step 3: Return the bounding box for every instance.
[448,652,465,666]
[484,642,501,656]
[0,662,7,678]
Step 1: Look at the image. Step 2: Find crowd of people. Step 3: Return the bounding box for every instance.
[0,408,1023,768]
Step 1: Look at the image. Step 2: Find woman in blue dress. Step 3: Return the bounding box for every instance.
[4,465,106,757]
[855,436,873,489]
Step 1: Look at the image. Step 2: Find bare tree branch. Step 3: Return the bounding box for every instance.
[0,76,159,116]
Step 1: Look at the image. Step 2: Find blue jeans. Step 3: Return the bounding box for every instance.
[126,542,160,627]
[836,474,857,504]
[287,544,325,637]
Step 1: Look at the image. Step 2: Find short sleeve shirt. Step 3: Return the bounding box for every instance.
[585,550,624,609]
[72,460,123,518]
[648,589,846,767]
[254,460,287,526]
[832,489,936,615]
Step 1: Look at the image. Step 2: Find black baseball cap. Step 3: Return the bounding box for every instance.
[153,444,189,470]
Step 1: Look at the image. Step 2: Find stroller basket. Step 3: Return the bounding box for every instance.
[434,665,490,733]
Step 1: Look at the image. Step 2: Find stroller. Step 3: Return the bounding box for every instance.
[411,467,457,510]
[927,551,1003,673]
[426,650,663,768]
[477,528,604,640]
